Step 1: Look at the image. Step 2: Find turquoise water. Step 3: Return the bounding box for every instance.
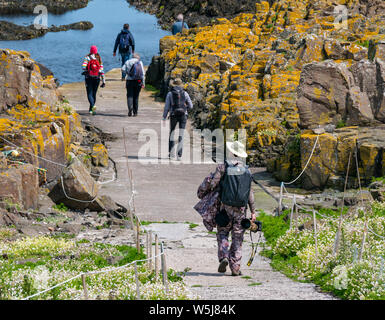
[0,0,170,84]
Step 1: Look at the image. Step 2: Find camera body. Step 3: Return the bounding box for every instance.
[241,219,262,233]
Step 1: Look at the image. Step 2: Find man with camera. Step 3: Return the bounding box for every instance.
[195,141,257,276]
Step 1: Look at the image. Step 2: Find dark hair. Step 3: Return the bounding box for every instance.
[123,24,129,30]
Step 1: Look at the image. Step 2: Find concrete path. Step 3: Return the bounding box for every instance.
[59,69,336,300]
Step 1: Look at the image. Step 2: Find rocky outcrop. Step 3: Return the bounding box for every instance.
[297,59,385,129]
[0,0,89,14]
[0,49,84,184]
[0,21,94,41]
[48,155,100,211]
[369,180,385,202]
[127,0,258,29]
[48,154,121,213]
[0,163,39,210]
[146,0,385,167]
[271,125,385,190]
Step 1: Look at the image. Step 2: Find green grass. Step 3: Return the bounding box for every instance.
[371,176,385,183]
[257,211,290,247]
[189,223,199,229]
[356,40,370,48]
[248,282,262,286]
[336,120,347,129]
[53,203,68,213]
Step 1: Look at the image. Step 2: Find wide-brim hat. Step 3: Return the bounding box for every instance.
[171,78,183,87]
[226,141,248,158]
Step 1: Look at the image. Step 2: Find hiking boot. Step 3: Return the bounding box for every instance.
[231,270,242,276]
[218,258,229,273]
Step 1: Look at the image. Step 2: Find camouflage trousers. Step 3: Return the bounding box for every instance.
[216,209,246,273]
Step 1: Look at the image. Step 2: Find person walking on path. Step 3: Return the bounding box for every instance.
[122,52,145,117]
[113,24,136,80]
[162,78,193,161]
[194,141,256,276]
[82,45,106,115]
[172,14,189,35]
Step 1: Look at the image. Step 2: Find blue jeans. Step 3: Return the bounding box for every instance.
[121,52,131,78]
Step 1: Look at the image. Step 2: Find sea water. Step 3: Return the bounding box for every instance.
[0,0,170,84]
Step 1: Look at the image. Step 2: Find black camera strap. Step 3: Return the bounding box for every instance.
[247,230,262,267]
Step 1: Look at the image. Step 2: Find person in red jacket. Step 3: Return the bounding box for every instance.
[82,45,106,115]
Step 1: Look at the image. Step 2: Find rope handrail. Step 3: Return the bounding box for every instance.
[282,135,320,186]
[22,249,165,300]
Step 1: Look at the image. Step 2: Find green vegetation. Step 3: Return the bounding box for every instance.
[189,223,199,229]
[372,176,385,183]
[248,282,262,286]
[2,198,22,212]
[0,227,17,241]
[53,203,68,213]
[356,40,370,48]
[336,120,347,129]
[0,236,190,300]
[258,202,385,300]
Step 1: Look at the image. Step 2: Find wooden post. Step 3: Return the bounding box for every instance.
[160,242,169,294]
[335,149,353,256]
[136,218,141,253]
[134,262,140,300]
[81,274,89,300]
[290,195,295,230]
[146,232,150,269]
[278,183,283,216]
[313,210,319,260]
[155,234,160,280]
[149,231,153,271]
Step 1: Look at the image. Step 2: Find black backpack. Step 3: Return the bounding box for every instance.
[170,86,187,116]
[219,161,253,207]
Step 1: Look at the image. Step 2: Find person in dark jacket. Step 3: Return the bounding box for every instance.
[172,14,189,35]
[113,24,135,80]
[162,78,193,160]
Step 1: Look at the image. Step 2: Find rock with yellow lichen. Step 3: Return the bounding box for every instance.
[0,49,94,209]
[145,0,385,187]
